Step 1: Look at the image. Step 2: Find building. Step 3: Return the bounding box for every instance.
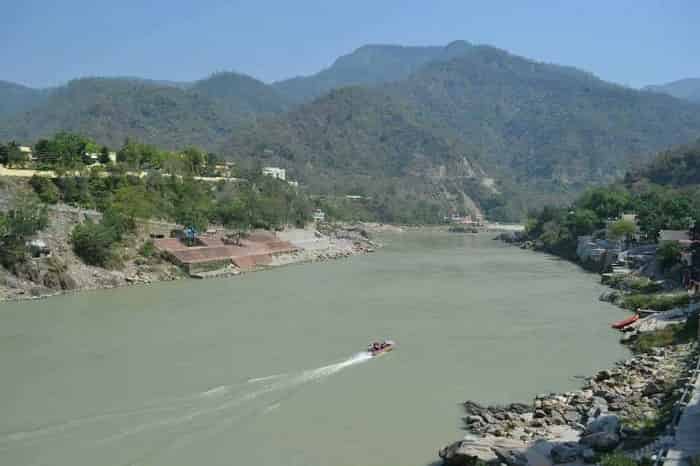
[18,146,34,161]
[262,167,286,181]
[449,213,484,227]
[312,209,326,222]
[659,230,692,246]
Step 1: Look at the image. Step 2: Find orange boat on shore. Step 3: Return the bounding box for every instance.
[611,314,640,330]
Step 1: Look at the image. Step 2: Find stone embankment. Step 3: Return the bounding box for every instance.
[439,344,698,465]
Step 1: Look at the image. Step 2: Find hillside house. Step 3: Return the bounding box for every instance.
[312,209,326,222]
[262,167,286,181]
[659,230,692,246]
[18,146,34,161]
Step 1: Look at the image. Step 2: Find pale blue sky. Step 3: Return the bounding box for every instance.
[2,0,698,89]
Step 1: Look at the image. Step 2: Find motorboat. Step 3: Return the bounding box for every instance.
[368,340,395,356]
[611,314,640,330]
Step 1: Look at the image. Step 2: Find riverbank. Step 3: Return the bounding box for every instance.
[436,236,699,466]
[0,201,377,302]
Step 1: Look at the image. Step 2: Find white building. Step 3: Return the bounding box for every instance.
[312,209,326,222]
[262,167,286,181]
[18,146,34,160]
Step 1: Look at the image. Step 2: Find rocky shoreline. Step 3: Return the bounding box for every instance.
[438,234,699,466]
[440,343,698,465]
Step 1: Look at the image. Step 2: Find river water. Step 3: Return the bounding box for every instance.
[0,232,629,466]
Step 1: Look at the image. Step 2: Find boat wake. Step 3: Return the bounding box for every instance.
[0,351,375,450]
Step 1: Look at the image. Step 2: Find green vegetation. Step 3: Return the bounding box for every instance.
[70,213,126,268]
[4,43,700,222]
[608,219,636,240]
[599,454,638,466]
[0,194,49,270]
[12,135,315,266]
[28,175,60,203]
[0,141,27,167]
[632,313,698,353]
[138,240,156,258]
[657,241,683,270]
[273,42,473,103]
[0,75,286,150]
[524,140,700,255]
[0,80,49,119]
[621,293,690,312]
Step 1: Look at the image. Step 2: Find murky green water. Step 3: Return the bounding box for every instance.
[0,232,629,466]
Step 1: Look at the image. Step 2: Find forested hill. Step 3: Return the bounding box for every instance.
[0,81,50,119]
[0,72,289,150]
[382,45,700,190]
[0,78,233,149]
[190,72,290,115]
[227,45,700,220]
[272,41,473,103]
[3,42,700,220]
[645,78,700,103]
[625,139,700,187]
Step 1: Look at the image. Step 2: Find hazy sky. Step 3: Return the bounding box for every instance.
[2,0,698,89]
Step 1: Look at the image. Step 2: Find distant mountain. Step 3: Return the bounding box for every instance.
[191,71,289,115]
[272,41,473,103]
[385,46,700,189]
[0,73,290,149]
[0,81,50,119]
[0,78,233,149]
[625,138,700,187]
[644,78,700,103]
[3,43,700,221]
[229,45,700,220]
[227,86,495,222]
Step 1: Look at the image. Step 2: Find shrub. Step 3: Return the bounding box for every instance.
[0,194,49,269]
[622,293,690,312]
[633,313,698,352]
[657,241,682,270]
[28,175,60,204]
[70,220,120,268]
[138,240,156,258]
[600,453,637,466]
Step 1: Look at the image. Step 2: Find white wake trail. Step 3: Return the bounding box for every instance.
[101,351,375,443]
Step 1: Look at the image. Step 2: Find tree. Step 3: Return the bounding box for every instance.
[99,146,111,164]
[565,208,600,238]
[5,141,25,167]
[70,219,120,268]
[657,241,682,271]
[608,219,636,240]
[0,143,8,165]
[182,147,205,175]
[29,175,60,204]
[0,194,49,269]
[111,184,155,228]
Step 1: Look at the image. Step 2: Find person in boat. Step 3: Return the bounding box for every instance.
[372,342,381,351]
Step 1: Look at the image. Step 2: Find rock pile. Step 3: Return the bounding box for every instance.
[440,344,696,465]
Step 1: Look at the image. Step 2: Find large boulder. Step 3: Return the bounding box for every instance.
[493,447,528,466]
[584,415,620,436]
[439,440,497,466]
[550,442,581,464]
[579,432,621,452]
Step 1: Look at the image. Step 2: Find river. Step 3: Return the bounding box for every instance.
[0,231,629,466]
